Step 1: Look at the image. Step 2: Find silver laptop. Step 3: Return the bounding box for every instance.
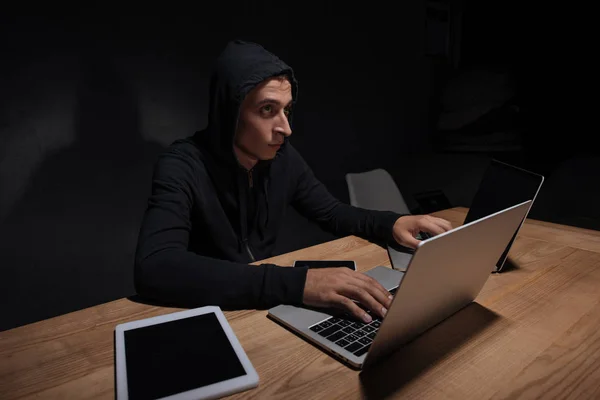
[268,200,531,369]
[389,159,544,273]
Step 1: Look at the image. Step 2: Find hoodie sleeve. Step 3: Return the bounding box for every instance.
[289,148,405,244]
[134,149,308,310]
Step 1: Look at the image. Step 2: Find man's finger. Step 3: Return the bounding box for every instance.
[352,273,393,308]
[331,294,373,323]
[432,217,453,232]
[342,284,387,319]
[419,220,446,236]
[400,231,421,249]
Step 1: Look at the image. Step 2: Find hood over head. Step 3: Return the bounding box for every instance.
[199,39,298,167]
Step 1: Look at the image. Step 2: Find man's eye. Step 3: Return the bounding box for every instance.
[261,105,273,114]
[284,108,291,116]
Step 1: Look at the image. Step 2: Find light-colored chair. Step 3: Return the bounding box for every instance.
[345,168,410,214]
[346,168,413,271]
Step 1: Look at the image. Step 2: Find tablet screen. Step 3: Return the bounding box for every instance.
[124,312,246,400]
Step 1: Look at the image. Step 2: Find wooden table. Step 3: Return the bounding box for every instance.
[2,207,600,399]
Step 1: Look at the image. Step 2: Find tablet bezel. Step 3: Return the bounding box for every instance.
[115,305,259,400]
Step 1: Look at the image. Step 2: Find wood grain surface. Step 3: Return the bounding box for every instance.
[2,208,600,399]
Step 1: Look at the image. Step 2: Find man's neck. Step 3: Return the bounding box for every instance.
[233,145,258,170]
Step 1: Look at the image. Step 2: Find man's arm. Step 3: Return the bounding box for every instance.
[289,147,404,244]
[134,148,307,310]
[285,147,453,322]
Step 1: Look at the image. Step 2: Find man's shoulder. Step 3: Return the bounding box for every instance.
[160,134,208,163]
[152,134,210,176]
[166,135,201,158]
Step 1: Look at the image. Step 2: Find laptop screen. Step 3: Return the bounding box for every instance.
[464,160,544,271]
[465,160,544,224]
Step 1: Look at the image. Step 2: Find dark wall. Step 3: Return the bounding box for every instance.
[456,0,600,229]
[0,7,440,330]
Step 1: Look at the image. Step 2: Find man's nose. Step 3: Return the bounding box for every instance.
[276,113,292,137]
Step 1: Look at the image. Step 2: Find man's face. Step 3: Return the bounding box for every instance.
[234,76,293,163]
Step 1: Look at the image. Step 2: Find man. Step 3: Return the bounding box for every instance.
[134,40,452,324]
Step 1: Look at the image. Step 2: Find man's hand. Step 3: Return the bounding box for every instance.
[302,267,392,323]
[393,215,453,249]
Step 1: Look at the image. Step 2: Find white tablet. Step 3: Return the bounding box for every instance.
[115,306,259,400]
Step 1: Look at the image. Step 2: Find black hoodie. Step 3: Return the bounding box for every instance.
[134,40,403,310]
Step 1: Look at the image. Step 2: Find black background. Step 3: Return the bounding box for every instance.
[1,3,596,331]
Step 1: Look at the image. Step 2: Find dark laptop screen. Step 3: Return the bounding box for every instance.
[465,160,544,271]
[465,160,544,224]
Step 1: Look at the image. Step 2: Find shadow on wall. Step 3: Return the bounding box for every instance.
[0,48,164,331]
[0,53,79,222]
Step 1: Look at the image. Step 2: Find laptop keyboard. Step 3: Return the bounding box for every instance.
[308,287,397,357]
